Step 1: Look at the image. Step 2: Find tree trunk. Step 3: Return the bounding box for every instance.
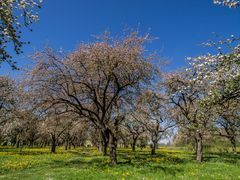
[132,137,138,151]
[196,133,203,162]
[151,140,158,155]
[29,136,35,147]
[72,142,76,149]
[109,133,117,165]
[15,134,20,148]
[65,133,70,150]
[65,138,69,150]
[140,140,146,150]
[123,141,128,148]
[101,129,110,156]
[102,141,108,156]
[51,135,57,153]
[230,137,237,154]
[193,137,197,155]
[16,140,20,148]
[29,140,34,147]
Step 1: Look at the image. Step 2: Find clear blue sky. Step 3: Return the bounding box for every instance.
[1,0,240,77]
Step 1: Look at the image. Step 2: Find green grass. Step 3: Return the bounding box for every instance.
[0,146,239,180]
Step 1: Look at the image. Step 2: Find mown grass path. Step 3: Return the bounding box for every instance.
[0,147,239,179]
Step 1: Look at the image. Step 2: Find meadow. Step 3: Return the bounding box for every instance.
[0,146,239,180]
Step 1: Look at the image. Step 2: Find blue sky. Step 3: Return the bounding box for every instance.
[1,0,240,77]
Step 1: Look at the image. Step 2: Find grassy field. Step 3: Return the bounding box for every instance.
[0,146,239,180]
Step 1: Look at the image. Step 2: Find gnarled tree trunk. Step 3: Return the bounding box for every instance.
[100,129,110,156]
[109,133,117,165]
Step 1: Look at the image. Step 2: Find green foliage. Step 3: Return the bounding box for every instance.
[0,146,239,179]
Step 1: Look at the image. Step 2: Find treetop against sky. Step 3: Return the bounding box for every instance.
[0,0,240,77]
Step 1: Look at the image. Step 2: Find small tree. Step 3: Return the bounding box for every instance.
[134,90,175,155]
[123,117,145,151]
[165,71,213,162]
[40,111,78,153]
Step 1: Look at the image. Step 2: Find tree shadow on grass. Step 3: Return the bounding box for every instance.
[49,157,110,170]
[68,150,101,157]
[204,152,240,164]
[49,156,184,177]
[118,149,192,165]
[63,148,186,176]
[0,147,188,177]
[147,164,182,176]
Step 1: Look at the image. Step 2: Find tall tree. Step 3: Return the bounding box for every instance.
[28,31,155,164]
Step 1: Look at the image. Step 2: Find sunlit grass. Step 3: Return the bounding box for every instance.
[0,146,239,179]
